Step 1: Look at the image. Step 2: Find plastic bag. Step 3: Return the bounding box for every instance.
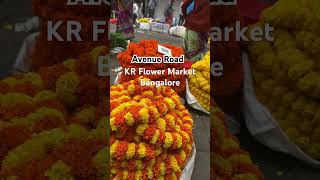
[14,32,39,72]
[186,79,209,115]
[242,52,320,166]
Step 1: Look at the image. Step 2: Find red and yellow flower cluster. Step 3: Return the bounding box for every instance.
[110,77,194,180]
[117,40,187,94]
[211,100,263,180]
[0,47,110,179]
[30,0,109,71]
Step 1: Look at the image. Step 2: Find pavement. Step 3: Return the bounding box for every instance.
[237,122,320,180]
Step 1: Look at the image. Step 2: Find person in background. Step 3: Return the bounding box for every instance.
[164,0,174,27]
[115,0,135,39]
[147,0,157,18]
[133,1,139,26]
[182,0,209,61]
[178,2,184,26]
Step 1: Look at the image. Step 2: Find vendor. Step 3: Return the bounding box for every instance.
[147,0,157,18]
[164,0,175,27]
[115,0,135,39]
[178,2,184,26]
[182,0,209,61]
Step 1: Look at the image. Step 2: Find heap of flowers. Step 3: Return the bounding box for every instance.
[30,0,109,71]
[0,47,110,179]
[211,5,244,113]
[249,0,320,160]
[110,77,194,179]
[211,100,263,180]
[117,40,187,94]
[187,52,210,112]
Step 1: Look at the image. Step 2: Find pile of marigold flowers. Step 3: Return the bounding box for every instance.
[30,0,109,71]
[211,100,263,180]
[188,52,210,112]
[110,77,194,179]
[211,5,244,113]
[0,47,110,179]
[117,40,187,94]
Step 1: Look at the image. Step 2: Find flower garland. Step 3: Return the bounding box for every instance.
[211,100,263,180]
[110,77,194,179]
[0,46,110,179]
[30,0,109,71]
[117,40,187,94]
[188,52,210,111]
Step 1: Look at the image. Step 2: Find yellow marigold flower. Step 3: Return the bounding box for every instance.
[180,131,190,143]
[139,108,149,123]
[56,72,79,107]
[2,77,20,86]
[159,162,166,176]
[158,176,164,180]
[136,124,148,136]
[11,107,64,128]
[24,72,43,88]
[135,170,142,180]
[164,132,173,148]
[165,114,176,128]
[111,102,137,117]
[136,160,143,170]
[44,160,73,180]
[164,98,176,110]
[147,166,153,179]
[123,171,129,179]
[127,84,135,95]
[175,133,183,148]
[170,156,180,172]
[222,138,240,149]
[140,98,152,106]
[90,46,107,62]
[75,106,96,124]
[118,95,131,102]
[150,129,160,144]
[186,144,192,152]
[170,173,178,180]
[62,58,76,71]
[110,140,119,157]
[155,148,162,156]
[175,125,181,131]
[124,112,134,126]
[0,93,33,107]
[133,95,142,101]
[110,117,117,131]
[142,90,154,97]
[149,106,160,119]
[182,124,192,131]
[2,124,87,170]
[121,90,128,95]
[138,143,147,158]
[111,168,117,174]
[228,154,252,165]
[110,91,121,98]
[156,118,166,131]
[180,150,187,161]
[34,91,57,102]
[126,143,136,159]
[149,159,156,166]
[183,116,193,123]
